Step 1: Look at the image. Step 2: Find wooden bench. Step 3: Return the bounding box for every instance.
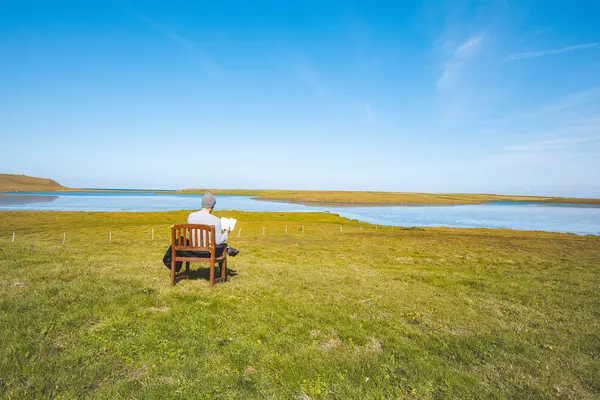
[170,224,228,287]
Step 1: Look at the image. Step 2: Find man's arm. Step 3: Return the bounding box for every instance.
[214,217,228,245]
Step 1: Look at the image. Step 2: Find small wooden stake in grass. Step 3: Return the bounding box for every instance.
[360,226,362,232]
[285,225,288,234]
[62,232,66,244]
[12,232,15,243]
[238,227,241,237]
[152,228,154,241]
[109,231,112,243]
[340,225,343,234]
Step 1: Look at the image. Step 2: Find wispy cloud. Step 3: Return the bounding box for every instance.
[133,12,223,77]
[358,102,376,124]
[437,35,484,88]
[295,60,328,96]
[506,42,599,61]
[503,135,600,152]
[486,114,600,155]
[494,86,600,122]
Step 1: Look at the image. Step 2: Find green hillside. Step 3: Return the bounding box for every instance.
[0,173,66,192]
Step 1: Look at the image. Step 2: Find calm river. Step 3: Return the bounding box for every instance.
[0,192,599,236]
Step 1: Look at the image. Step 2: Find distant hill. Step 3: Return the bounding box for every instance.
[0,174,67,192]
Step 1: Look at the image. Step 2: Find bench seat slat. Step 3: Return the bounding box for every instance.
[174,245,212,252]
[174,255,226,262]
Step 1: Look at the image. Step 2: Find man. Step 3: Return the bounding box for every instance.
[188,192,239,257]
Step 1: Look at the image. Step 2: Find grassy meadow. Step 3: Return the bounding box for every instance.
[1,210,599,399]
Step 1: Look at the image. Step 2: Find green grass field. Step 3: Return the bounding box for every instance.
[1,211,599,399]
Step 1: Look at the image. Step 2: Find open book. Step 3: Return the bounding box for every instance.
[220,217,237,232]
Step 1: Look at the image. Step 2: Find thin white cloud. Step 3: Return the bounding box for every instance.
[495,86,600,122]
[503,135,600,152]
[359,102,375,124]
[296,61,328,96]
[506,42,599,61]
[456,36,485,55]
[437,35,484,89]
[133,12,223,77]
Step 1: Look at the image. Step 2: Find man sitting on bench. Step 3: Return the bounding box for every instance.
[187,192,239,257]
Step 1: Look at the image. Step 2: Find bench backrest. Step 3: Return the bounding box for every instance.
[171,224,216,252]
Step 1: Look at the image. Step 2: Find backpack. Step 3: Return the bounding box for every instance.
[162,245,183,272]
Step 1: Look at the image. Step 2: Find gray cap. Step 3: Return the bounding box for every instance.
[201,192,216,209]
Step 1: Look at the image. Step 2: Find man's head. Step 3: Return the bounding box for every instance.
[201,192,216,213]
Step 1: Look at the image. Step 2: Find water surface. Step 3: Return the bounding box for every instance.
[0,192,598,235]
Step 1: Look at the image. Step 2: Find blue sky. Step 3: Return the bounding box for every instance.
[1,1,599,196]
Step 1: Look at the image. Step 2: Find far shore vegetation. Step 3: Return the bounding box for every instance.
[1,210,599,398]
[2,173,600,206]
[181,188,600,206]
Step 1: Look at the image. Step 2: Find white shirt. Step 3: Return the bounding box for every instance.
[187,210,228,245]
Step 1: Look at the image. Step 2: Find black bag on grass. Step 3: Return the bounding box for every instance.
[162,236,192,273]
[162,237,216,272]
[162,245,183,273]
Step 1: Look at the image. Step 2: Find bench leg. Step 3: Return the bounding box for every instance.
[185,262,190,275]
[209,258,215,288]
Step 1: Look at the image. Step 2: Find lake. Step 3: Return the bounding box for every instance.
[1,192,599,236]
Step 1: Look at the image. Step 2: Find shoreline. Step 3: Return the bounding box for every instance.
[255,197,600,208]
[1,209,598,238]
[253,197,480,207]
[2,189,600,207]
